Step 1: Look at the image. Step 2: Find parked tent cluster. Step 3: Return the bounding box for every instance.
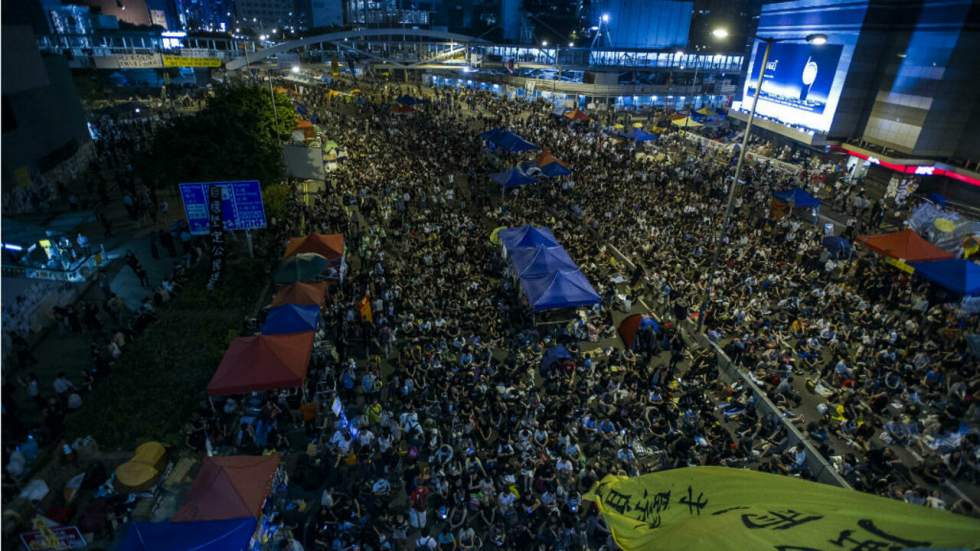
[857,229,979,296]
[499,225,600,311]
[121,233,347,549]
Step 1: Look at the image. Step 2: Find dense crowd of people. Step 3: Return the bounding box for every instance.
[3,78,977,550]
[187,79,977,550]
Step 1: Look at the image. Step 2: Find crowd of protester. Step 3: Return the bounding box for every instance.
[175,79,978,551]
[4,79,977,549]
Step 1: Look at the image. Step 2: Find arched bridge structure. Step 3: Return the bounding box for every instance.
[225,28,492,72]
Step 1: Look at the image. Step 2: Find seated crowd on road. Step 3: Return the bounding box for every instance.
[4,80,978,550]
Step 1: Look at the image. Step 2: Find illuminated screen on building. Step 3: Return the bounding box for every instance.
[747,43,842,115]
[741,41,844,131]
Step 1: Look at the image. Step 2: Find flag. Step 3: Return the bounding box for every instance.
[584,467,980,551]
[359,295,373,323]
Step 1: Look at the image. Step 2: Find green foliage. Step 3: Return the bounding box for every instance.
[139,84,297,190]
[262,182,292,222]
[66,258,268,449]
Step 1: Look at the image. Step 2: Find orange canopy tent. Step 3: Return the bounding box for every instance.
[535,149,571,169]
[563,109,590,122]
[207,332,314,395]
[172,455,280,522]
[856,229,954,262]
[283,234,345,260]
[270,282,328,307]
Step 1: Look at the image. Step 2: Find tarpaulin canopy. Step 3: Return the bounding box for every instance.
[857,229,955,262]
[261,304,320,334]
[283,234,344,260]
[119,518,256,551]
[500,225,559,252]
[625,128,658,142]
[273,253,328,284]
[172,455,280,522]
[491,167,537,189]
[540,162,573,177]
[542,345,572,371]
[773,187,821,208]
[396,95,420,105]
[671,117,702,128]
[822,236,852,258]
[618,313,661,349]
[270,282,327,307]
[509,245,577,278]
[480,128,539,153]
[535,150,568,168]
[520,269,601,311]
[563,109,590,121]
[207,332,314,395]
[910,259,980,296]
[585,467,980,551]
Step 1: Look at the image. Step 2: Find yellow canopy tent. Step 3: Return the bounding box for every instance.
[585,467,980,551]
[671,117,703,128]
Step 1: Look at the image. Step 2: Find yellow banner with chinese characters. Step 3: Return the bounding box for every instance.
[584,467,980,551]
[161,55,222,68]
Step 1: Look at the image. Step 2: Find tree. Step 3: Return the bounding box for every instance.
[140,84,296,190]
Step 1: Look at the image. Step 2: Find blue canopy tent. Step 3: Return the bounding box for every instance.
[625,128,658,142]
[491,168,537,189]
[541,345,572,372]
[822,236,852,259]
[261,304,320,335]
[910,259,980,296]
[481,128,539,153]
[119,517,256,551]
[926,192,947,207]
[396,95,420,106]
[500,225,559,253]
[540,162,573,177]
[520,269,601,311]
[772,188,821,209]
[509,245,577,278]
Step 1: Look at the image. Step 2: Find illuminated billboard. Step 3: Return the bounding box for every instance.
[739,42,845,132]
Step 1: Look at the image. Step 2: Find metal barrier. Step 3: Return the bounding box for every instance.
[605,243,849,488]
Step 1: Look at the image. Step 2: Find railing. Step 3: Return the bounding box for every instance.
[605,243,850,488]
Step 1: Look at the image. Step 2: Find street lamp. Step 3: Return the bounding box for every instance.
[541,40,548,47]
[711,27,729,39]
[695,32,828,331]
[291,65,300,74]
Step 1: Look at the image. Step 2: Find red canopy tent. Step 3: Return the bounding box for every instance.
[563,109,590,122]
[172,455,280,522]
[270,282,328,307]
[207,332,314,396]
[857,229,954,262]
[283,234,344,261]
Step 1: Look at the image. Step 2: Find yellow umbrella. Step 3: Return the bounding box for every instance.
[934,218,955,233]
[490,226,505,245]
[632,122,643,128]
[613,123,625,130]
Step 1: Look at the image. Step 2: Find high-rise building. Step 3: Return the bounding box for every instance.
[176,0,235,31]
[1,25,89,190]
[235,0,294,31]
[688,0,760,53]
[302,0,343,29]
[587,0,693,49]
[71,0,153,26]
[344,0,429,26]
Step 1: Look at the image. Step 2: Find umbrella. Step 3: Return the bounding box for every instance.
[934,218,955,233]
[613,123,625,130]
[273,253,328,284]
[490,226,505,245]
[632,122,644,128]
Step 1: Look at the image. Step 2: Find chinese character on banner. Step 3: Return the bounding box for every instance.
[207,185,224,290]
